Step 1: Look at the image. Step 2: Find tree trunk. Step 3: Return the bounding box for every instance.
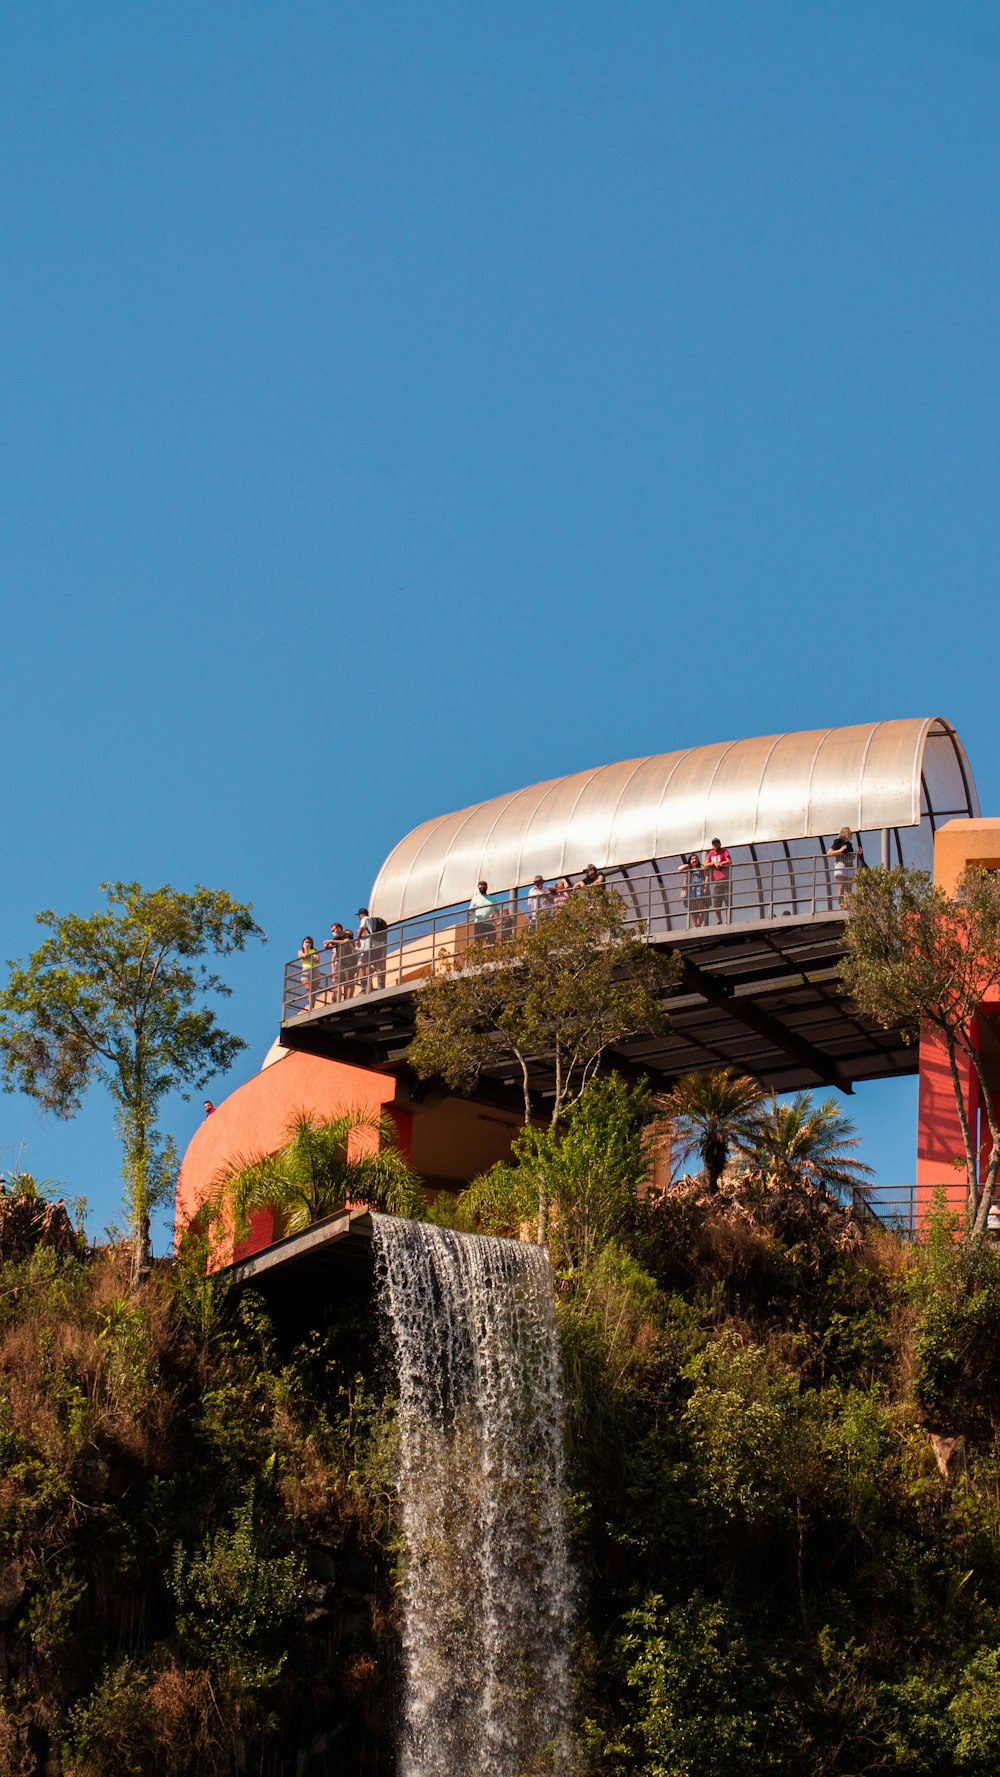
[943,1035,980,1235]
[704,1133,726,1193]
[122,1107,153,1287]
[960,1035,1000,1241]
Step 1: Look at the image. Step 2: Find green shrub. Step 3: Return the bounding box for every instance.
[682,1333,815,1527]
[169,1497,306,1700]
[598,1592,786,1776]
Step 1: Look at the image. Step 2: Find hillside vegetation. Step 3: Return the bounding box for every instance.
[2,1077,1000,1774]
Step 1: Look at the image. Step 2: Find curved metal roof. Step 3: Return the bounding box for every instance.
[369,718,977,924]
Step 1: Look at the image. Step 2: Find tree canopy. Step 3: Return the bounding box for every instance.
[0,881,265,1275]
[842,865,1000,1236]
[408,886,678,1131]
[754,1092,873,1203]
[658,1069,768,1192]
[456,1073,656,1270]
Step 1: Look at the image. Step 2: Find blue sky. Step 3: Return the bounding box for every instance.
[1,5,997,1247]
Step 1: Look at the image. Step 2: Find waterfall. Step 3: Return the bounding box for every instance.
[372,1215,575,1777]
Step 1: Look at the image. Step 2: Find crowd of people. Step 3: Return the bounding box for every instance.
[469,862,607,943]
[296,907,389,1005]
[292,832,863,1008]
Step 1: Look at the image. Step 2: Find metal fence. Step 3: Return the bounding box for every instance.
[863,1185,1000,1239]
[283,853,858,1020]
[859,1185,919,1237]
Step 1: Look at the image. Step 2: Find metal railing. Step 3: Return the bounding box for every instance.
[283,853,857,1021]
[857,1185,919,1237]
[862,1185,1000,1240]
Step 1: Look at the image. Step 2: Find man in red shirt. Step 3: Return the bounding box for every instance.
[706,839,732,924]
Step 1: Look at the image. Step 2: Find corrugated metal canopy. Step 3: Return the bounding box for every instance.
[370,718,977,924]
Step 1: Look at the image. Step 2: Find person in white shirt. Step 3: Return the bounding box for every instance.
[527,875,552,928]
[355,906,388,990]
[469,881,498,945]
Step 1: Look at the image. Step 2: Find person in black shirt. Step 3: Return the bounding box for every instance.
[829,827,855,909]
[575,863,606,890]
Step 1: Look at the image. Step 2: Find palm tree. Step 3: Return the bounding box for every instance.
[211,1106,425,1239]
[658,1069,767,1192]
[756,1093,873,1203]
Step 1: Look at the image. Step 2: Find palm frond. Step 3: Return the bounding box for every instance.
[206,1103,425,1238]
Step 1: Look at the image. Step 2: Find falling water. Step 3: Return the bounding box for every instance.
[372,1215,575,1777]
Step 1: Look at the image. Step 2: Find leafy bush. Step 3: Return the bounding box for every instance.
[169,1498,306,1698]
[595,1592,786,1776]
[682,1333,814,1527]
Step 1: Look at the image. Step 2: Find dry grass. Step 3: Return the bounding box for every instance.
[0,1247,179,1497]
[0,1708,33,1777]
[68,1662,228,1777]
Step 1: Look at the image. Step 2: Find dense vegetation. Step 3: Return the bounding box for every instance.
[3,1072,1000,1775]
[0,1183,398,1776]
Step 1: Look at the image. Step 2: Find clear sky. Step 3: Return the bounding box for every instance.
[1,4,998,1248]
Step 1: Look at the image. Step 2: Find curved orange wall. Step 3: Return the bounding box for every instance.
[175,1049,411,1263]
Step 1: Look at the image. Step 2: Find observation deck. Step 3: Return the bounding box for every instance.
[279,718,977,1110]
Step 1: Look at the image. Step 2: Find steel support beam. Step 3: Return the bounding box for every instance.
[676,956,853,1092]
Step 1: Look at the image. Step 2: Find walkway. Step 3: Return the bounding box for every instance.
[283,852,855,1019]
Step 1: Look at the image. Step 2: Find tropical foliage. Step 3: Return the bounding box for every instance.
[210,1106,425,1237]
[455,1074,654,1268]
[8,1062,1000,1776]
[752,1091,874,1201]
[657,1068,767,1191]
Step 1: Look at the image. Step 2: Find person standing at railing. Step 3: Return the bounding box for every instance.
[354,911,371,992]
[370,910,388,987]
[675,854,708,928]
[552,878,571,908]
[355,906,387,992]
[706,839,732,924]
[829,828,856,910]
[298,936,320,1009]
[527,875,553,929]
[574,863,606,890]
[469,881,499,945]
[324,922,355,998]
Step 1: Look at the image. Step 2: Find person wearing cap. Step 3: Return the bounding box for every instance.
[527,874,553,929]
[574,863,606,890]
[705,839,732,924]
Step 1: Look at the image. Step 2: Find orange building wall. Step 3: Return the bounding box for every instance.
[175,1048,410,1265]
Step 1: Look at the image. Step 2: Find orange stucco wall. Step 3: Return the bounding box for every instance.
[175,1047,409,1263]
[928,818,1000,897]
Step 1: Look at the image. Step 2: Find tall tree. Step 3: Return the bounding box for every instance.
[842,865,1000,1238]
[211,1106,425,1238]
[410,887,676,1128]
[0,881,265,1278]
[755,1092,873,1203]
[658,1068,767,1192]
[408,886,677,1239]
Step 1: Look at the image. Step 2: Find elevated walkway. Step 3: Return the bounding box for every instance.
[279,719,977,1110]
[281,865,907,1102]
